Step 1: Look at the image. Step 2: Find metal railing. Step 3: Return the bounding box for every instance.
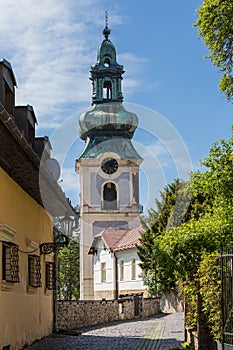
[221,248,233,349]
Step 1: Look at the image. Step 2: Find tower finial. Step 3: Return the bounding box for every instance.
[105,10,108,28]
[103,10,111,39]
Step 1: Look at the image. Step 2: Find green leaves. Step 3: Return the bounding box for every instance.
[199,252,221,340]
[57,238,80,300]
[139,130,233,340]
[195,0,233,100]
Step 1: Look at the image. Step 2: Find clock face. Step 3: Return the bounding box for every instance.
[101,158,118,174]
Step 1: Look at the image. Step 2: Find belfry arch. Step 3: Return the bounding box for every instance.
[103,80,112,100]
[103,182,117,210]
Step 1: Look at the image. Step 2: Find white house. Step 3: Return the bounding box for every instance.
[88,226,147,300]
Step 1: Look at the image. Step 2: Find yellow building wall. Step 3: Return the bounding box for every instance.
[0,167,54,350]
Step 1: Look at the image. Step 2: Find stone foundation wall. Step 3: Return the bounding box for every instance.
[142,297,160,318]
[160,292,184,313]
[57,297,160,330]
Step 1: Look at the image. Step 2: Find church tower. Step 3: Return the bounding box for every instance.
[76,20,142,300]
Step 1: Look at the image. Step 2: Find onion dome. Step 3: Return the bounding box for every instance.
[79,102,138,140]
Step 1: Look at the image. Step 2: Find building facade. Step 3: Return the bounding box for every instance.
[88,226,147,300]
[0,59,74,349]
[76,23,143,300]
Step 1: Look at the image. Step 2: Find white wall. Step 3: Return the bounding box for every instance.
[117,249,146,292]
[94,240,115,293]
[93,240,147,297]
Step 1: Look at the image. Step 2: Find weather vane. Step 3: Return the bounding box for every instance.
[105,10,108,28]
[103,10,110,38]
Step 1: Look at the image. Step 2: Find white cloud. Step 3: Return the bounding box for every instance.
[0,0,154,133]
[0,1,166,210]
[0,1,110,128]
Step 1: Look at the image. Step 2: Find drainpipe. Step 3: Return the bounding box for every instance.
[53,246,59,333]
[114,253,119,300]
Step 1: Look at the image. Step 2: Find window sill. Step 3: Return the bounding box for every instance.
[27,285,37,294]
[44,288,52,296]
[1,280,13,291]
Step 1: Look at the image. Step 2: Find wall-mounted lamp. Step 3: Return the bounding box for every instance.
[59,215,74,238]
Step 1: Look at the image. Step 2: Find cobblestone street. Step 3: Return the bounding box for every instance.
[25,312,184,350]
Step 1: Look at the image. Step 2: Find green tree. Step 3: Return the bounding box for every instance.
[195,0,233,100]
[139,131,233,343]
[138,178,208,295]
[57,238,80,300]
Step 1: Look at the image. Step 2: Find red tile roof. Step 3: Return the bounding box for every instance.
[88,225,143,254]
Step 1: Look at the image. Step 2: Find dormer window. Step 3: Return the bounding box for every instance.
[4,80,14,115]
[103,80,112,99]
[0,60,16,115]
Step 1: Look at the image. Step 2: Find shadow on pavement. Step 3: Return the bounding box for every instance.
[25,334,183,350]
[24,313,184,350]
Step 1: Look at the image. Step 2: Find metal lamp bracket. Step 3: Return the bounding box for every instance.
[40,234,69,255]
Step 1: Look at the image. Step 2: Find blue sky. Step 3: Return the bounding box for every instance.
[1,0,232,213]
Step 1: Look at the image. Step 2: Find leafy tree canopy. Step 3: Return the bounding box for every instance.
[138,178,208,294]
[195,0,233,100]
[139,131,233,340]
[57,238,80,300]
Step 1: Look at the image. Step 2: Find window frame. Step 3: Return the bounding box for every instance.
[101,262,106,283]
[131,258,136,280]
[2,241,20,283]
[120,260,124,281]
[28,254,42,288]
[45,262,55,290]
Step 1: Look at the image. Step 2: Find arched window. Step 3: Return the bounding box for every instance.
[103,182,117,210]
[104,58,110,67]
[103,80,112,100]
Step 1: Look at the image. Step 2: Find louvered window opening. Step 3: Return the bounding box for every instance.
[45,262,55,290]
[28,255,42,287]
[2,242,20,283]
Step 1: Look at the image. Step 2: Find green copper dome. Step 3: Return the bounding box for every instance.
[97,38,117,66]
[78,135,142,160]
[79,102,138,140]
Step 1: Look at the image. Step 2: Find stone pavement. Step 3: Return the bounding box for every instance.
[25,312,184,350]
